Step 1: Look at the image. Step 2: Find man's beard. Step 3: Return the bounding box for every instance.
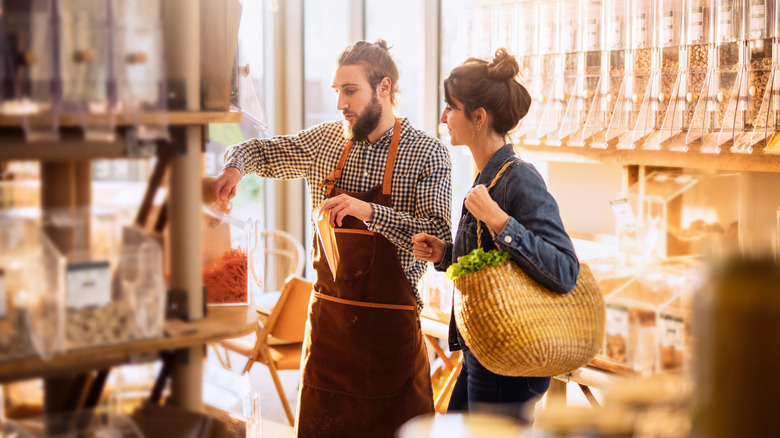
[344,93,383,142]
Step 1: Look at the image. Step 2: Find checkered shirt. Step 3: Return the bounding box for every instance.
[223,117,453,309]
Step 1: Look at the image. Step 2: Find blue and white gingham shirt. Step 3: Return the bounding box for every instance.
[223,117,453,307]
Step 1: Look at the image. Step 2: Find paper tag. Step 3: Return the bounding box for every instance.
[0,270,6,318]
[67,261,111,309]
[659,314,685,348]
[606,304,629,336]
[610,198,637,227]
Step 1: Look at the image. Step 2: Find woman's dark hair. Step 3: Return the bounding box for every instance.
[337,39,400,106]
[443,48,531,136]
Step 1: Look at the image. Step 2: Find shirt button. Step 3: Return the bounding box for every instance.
[368,145,373,150]
[363,171,369,177]
[504,235,512,243]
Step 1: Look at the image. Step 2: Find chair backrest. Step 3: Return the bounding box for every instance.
[260,229,305,293]
[265,275,312,343]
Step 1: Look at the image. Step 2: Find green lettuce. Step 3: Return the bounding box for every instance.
[446,248,510,281]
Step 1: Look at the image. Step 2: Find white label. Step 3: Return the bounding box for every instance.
[67,262,111,309]
[719,5,733,38]
[659,314,685,348]
[606,304,629,336]
[750,1,767,39]
[586,18,599,50]
[662,10,675,45]
[634,13,648,46]
[610,198,637,227]
[610,16,622,49]
[690,8,704,42]
[0,272,6,318]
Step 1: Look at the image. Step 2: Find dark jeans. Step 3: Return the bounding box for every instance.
[447,350,551,422]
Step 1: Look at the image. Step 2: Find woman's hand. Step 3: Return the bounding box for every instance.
[412,233,446,264]
[465,185,510,234]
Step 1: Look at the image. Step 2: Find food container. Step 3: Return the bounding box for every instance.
[590,0,630,148]
[0,215,65,362]
[604,261,699,374]
[39,208,166,349]
[419,267,453,324]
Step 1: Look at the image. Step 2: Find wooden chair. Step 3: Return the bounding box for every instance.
[218,275,312,426]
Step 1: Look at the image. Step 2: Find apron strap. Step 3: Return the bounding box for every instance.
[382,118,402,196]
[318,118,402,198]
[313,292,416,311]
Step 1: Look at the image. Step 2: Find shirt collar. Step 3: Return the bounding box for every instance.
[361,117,407,147]
[475,144,516,187]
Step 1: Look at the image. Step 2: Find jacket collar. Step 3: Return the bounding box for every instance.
[474,144,516,187]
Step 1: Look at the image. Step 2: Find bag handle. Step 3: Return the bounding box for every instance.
[476,160,514,248]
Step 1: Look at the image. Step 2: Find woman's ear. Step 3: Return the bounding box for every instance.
[473,107,487,127]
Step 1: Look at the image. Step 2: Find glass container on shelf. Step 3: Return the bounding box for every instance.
[604,262,695,374]
[512,0,540,143]
[111,0,169,141]
[642,0,683,150]
[0,215,65,363]
[1,0,61,141]
[546,0,585,146]
[732,0,776,153]
[616,0,657,149]
[59,0,115,142]
[699,0,746,153]
[590,0,630,148]
[667,0,713,151]
[564,0,606,146]
[523,0,562,145]
[685,1,718,148]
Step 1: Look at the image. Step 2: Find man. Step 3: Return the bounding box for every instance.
[213,39,452,437]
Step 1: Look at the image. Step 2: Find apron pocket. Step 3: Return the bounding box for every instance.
[334,229,376,280]
[305,298,416,398]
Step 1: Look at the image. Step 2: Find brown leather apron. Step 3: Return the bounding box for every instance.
[295,119,433,437]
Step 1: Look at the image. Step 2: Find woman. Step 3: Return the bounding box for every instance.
[412,48,580,421]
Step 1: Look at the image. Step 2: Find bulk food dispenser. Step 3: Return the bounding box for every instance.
[1,0,61,142]
[591,0,630,148]
[617,0,657,149]
[546,0,585,146]
[642,0,683,150]
[732,0,777,153]
[667,0,713,151]
[564,0,605,146]
[111,0,169,141]
[59,0,115,142]
[512,0,540,143]
[699,0,745,153]
[523,0,562,145]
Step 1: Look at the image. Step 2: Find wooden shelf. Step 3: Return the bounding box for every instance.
[516,133,780,173]
[0,306,256,383]
[0,111,242,128]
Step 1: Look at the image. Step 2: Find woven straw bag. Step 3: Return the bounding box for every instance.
[453,162,605,377]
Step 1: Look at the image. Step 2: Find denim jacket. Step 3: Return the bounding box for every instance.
[435,144,580,351]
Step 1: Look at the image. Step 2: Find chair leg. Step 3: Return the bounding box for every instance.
[209,343,231,369]
[434,352,463,413]
[268,362,295,426]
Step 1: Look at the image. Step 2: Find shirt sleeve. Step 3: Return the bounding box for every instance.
[367,143,452,254]
[492,164,580,294]
[222,124,326,179]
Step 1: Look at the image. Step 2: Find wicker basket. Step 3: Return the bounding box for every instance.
[453,261,605,377]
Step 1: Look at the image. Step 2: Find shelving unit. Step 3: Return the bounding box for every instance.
[0,1,252,418]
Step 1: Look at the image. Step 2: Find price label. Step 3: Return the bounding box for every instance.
[659,314,685,348]
[750,1,767,39]
[690,7,704,42]
[67,261,111,309]
[610,198,637,228]
[606,304,629,336]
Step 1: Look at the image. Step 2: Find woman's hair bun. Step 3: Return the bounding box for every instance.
[486,48,519,81]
